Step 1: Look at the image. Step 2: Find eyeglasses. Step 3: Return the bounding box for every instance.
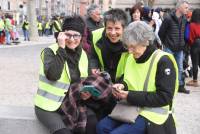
[65,33,81,40]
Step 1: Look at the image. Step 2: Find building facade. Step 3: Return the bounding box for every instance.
[113,0,200,9]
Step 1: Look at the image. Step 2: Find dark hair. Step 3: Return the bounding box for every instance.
[191,8,200,23]
[103,8,128,28]
[130,4,143,18]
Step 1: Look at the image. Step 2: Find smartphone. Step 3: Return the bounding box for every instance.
[80,85,101,97]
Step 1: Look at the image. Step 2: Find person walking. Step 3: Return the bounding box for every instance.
[37,20,43,36]
[159,0,190,94]
[4,14,12,45]
[97,21,178,134]
[22,17,30,41]
[186,8,200,87]
[34,15,96,134]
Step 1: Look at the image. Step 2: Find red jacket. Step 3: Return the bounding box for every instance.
[189,23,200,45]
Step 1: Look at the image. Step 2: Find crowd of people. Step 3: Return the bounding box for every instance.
[33,0,200,134]
[0,13,20,45]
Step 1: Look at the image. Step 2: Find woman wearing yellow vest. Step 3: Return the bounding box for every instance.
[97,21,178,134]
[89,8,129,119]
[90,8,129,83]
[34,16,96,134]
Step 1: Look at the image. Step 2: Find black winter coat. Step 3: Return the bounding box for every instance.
[159,11,187,52]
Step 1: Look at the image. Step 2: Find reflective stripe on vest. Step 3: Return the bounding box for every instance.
[142,107,174,115]
[92,28,129,80]
[37,88,65,102]
[39,75,70,90]
[124,50,178,125]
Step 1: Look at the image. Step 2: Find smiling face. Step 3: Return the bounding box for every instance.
[105,21,124,43]
[64,30,82,50]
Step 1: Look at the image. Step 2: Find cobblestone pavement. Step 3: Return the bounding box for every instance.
[0,37,199,134]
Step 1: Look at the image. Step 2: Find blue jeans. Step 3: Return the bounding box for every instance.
[96,116,146,134]
[5,31,11,44]
[23,29,30,41]
[164,47,184,86]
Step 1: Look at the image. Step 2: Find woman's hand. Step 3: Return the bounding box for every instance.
[57,32,67,49]
[112,84,128,100]
[80,91,92,100]
[112,83,124,90]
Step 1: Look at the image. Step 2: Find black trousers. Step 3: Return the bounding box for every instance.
[35,106,97,134]
[190,39,200,80]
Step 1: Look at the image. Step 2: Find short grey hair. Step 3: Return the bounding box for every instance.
[104,8,128,28]
[176,0,189,9]
[87,4,99,16]
[122,21,154,47]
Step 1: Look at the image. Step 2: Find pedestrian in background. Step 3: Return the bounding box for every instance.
[97,21,178,134]
[0,15,5,45]
[83,4,104,54]
[85,4,104,32]
[186,8,200,87]
[4,14,12,45]
[52,15,62,41]
[159,0,190,94]
[129,3,143,22]
[22,16,30,41]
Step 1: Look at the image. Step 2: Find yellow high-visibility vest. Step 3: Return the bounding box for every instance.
[34,44,88,111]
[124,50,178,124]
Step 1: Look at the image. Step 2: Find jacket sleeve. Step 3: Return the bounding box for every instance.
[43,47,67,81]
[126,55,176,107]
[158,18,170,44]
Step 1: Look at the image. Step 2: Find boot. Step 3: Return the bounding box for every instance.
[178,85,190,94]
[186,80,199,87]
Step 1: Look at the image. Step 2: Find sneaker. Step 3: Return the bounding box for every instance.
[186,80,199,87]
[178,85,190,94]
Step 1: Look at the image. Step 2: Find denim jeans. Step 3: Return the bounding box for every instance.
[164,47,184,86]
[23,29,29,41]
[96,116,146,134]
[5,30,11,44]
